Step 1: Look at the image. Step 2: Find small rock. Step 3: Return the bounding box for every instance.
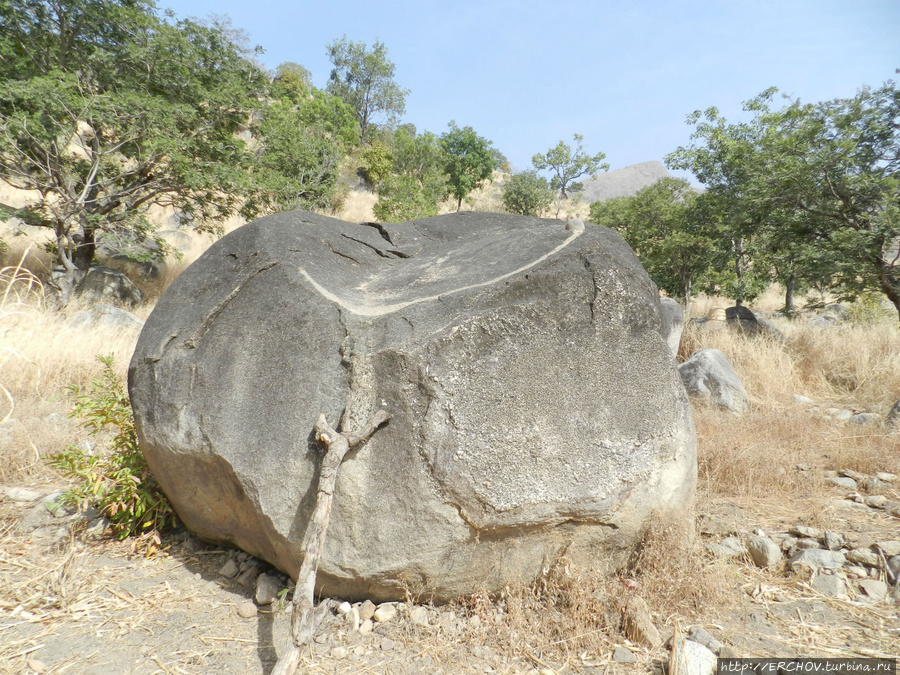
[672,631,718,675]
[235,566,259,587]
[747,536,782,568]
[358,619,373,635]
[4,487,44,502]
[409,606,429,626]
[348,606,360,631]
[839,468,867,481]
[706,536,747,559]
[823,531,845,551]
[331,646,348,659]
[864,495,888,509]
[845,566,869,579]
[336,601,352,615]
[790,549,846,573]
[26,660,47,673]
[358,599,376,622]
[380,638,395,651]
[468,614,481,629]
[688,626,725,655]
[792,394,814,404]
[622,595,662,649]
[373,603,397,623]
[834,410,853,421]
[613,646,637,663]
[850,413,881,426]
[793,538,821,551]
[887,556,900,578]
[828,499,869,511]
[780,536,797,553]
[697,515,734,536]
[827,476,859,490]
[875,472,896,482]
[846,548,880,567]
[218,559,239,579]
[857,579,888,602]
[254,573,281,606]
[811,574,847,599]
[237,601,257,618]
[789,525,822,539]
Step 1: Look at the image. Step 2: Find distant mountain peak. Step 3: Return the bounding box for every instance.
[580,161,670,203]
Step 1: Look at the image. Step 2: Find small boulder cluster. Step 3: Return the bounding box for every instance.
[793,394,900,431]
[701,470,899,604]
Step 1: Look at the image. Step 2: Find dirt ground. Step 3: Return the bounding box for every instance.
[1,468,897,675]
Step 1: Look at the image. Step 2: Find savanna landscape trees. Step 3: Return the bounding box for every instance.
[532,133,609,199]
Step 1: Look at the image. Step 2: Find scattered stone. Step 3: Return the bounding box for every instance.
[839,469,867,481]
[810,574,847,599]
[358,600,376,622]
[409,606,429,627]
[358,619,374,635]
[865,495,888,509]
[789,525,822,539]
[887,556,900,579]
[857,579,888,603]
[829,499,869,512]
[3,487,43,502]
[833,410,853,421]
[671,631,718,675]
[613,646,637,663]
[622,595,662,649]
[237,601,257,618]
[254,573,281,606]
[828,477,858,491]
[846,548,880,567]
[218,559,239,579]
[875,472,896,482]
[373,603,397,623]
[780,536,798,553]
[792,394,814,404]
[850,413,881,426]
[348,607,360,631]
[823,531,845,551]
[790,549,846,573]
[688,626,725,655]
[336,601,352,615]
[793,538,821,551]
[26,660,47,673]
[331,646,348,659]
[678,348,749,414]
[747,536,782,568]
[697,515,734,536]
[235,566,259,587]
[706,536,747,559]
[380,638,395,651]
[468,614,481,629]
[845,566,869,579]
[69,303,144,331]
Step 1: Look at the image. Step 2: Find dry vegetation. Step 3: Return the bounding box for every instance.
[0,210,898,672]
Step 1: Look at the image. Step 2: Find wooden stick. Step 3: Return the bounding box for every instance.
[271,409,390,675]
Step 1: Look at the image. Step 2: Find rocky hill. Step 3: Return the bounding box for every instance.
[580,160,672,203]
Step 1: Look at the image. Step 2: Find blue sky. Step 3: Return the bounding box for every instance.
[162,0,899,177]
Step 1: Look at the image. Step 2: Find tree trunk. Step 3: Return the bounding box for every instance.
[784,273,795,314]
[456,195,462,212]
[271,410,390,675]
[72,223,96,272]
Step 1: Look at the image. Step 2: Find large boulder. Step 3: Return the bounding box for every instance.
[128,211,696,601]
[659,297,684,359]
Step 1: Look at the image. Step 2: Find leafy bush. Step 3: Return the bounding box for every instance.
[502,171,553,216]
[358,142,394,185]
[48,355,176,548]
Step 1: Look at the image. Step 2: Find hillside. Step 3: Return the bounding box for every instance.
[580,160,672,203]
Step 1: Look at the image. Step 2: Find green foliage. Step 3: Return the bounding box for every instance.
[532,134,609,198]
[271,61,312,102]
[48,355,176,546]
[590,178,726,312]
[326,36,409,144]
[359,141,395,185]
[373,128,447,222]
[439,121,498,211]
[503,171,553,216]
[0,0,268,300]
[246,101,344,214]
[667,81,900,318]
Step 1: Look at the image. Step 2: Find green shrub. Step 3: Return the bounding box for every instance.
[48,355,176,548]
[502,171,553,216]
[359,142,394,185]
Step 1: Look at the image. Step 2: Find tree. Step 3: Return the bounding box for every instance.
[668,82,900,319]
[532,134,609,198]
[373,127,447,222]
[246,102,344,215]
[502,171,553,216]
[326,37,408,145]
[590,178,724,314]
[0,0,268,303]
[439,121,498,211]
[271,62,312,103]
